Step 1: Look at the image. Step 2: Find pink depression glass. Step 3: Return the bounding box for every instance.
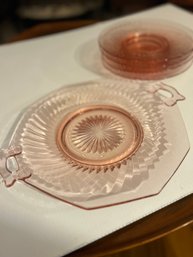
[0,80,189,209]
[98,19,193,80]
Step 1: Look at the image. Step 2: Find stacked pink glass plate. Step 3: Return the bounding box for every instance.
[98,19,193,80]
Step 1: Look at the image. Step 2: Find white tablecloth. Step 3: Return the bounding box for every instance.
[0,4,193,257]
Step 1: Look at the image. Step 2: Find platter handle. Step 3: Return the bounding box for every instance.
[146,83,185,106]
[0,146,31,187]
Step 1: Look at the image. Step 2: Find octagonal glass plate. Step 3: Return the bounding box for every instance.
[0,80,189,209]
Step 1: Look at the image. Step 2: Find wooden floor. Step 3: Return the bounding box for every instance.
[107,223,193,257]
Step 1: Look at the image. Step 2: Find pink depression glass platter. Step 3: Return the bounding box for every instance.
[0,80,190,209]
[98,19,193,80]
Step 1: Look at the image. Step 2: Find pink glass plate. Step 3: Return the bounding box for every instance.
[101,52,193,80]
[98,19,193,80]
[0,80,189,209]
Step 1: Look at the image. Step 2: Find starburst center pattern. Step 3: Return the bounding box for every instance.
[57,105,143,170]
[71,115,124,154]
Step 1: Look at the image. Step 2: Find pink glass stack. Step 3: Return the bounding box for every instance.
[98,19,193,80]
